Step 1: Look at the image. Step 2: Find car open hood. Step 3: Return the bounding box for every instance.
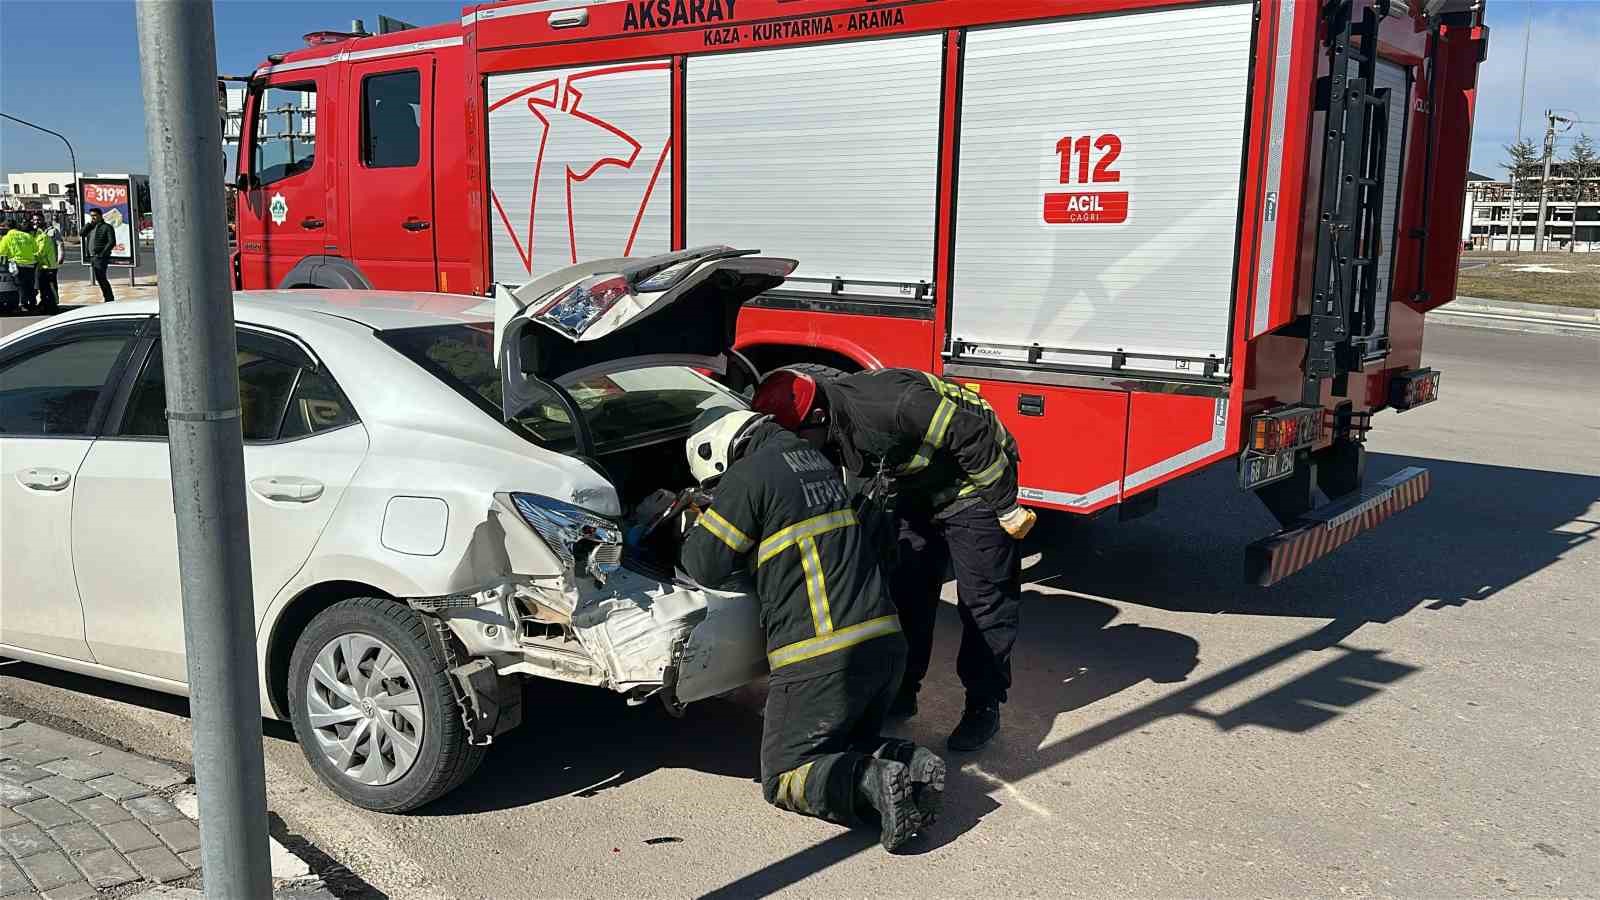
[494,246,796,422]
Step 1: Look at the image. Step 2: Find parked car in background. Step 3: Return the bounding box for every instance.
[0,246,790,810]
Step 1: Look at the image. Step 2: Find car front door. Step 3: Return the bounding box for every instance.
[0,317,143,661]
[346,56,438,290]
[71,326,368,681]
[238,71,332,289]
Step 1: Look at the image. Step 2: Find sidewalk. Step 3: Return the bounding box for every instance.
[55,275,161,307]
[1432,296,1600,337]
[0,714,331,899]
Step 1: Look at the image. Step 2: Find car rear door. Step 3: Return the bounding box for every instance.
[346,55,439,290]
[0,318,143,661]
[71,326,368,681]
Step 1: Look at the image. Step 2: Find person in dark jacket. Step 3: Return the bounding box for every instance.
[81,208,118,302]
[753,368,1035,752]
[680,408,944,851]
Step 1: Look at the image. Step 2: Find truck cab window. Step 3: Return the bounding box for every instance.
[252,83,318,185]
[362,70,421,168]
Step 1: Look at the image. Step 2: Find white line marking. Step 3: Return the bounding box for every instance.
[961,763,1054,818]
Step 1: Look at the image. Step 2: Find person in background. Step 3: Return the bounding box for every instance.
[0,217,40,311]
[33,214,60,312]
[81,208,118,302]
[0,221,17,313]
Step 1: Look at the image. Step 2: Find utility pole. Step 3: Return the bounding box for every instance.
[134,3,273,898]
[1534,109,1573,252]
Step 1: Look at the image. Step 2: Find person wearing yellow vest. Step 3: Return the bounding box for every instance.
[32,214,60,312]
[0,217,41,311]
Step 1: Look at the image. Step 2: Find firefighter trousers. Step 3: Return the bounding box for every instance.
[761,638,907,826]
[890,503,1021,705]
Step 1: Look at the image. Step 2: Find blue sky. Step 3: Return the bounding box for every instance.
[2,0,1597,178]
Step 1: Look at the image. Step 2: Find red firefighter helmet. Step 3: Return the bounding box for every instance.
[752,369,824,431]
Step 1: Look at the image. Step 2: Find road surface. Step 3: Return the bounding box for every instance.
[3,324,1597,898]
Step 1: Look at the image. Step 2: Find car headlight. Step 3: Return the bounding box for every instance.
[510,493,623,583]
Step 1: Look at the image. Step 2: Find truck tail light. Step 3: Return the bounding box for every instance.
[1249,405,1321,453]
[1388,368,1440,411]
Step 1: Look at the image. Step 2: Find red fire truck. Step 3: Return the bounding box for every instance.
[232,0,1487,584]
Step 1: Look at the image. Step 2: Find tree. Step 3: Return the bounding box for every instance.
[1566,133,1600,203]
[1502,138,1540,201]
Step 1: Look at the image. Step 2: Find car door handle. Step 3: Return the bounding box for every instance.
[402,218,431,232]
[17,467,72,492]
[301,217,325,230]
[250,476,325,503]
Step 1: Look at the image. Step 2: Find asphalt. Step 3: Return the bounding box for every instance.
[2,324,1596,899]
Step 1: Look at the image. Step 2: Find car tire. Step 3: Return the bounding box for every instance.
[287,597,485,812]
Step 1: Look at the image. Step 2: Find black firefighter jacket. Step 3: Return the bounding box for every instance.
[681,423,902,683]
[821,368,1020,519]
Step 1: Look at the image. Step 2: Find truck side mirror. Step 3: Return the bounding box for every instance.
[234,173,253,192]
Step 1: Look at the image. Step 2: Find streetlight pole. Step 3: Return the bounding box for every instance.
[0,112,80,223]
[1533,110,1572,252]
[133,2,273,897]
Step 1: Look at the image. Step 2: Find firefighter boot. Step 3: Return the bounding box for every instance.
[947,699,1001,752]
[856,759,920,852]
[875,740,945,825]
[887,685,918,719]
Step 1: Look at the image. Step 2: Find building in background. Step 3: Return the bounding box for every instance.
[2,171,83,231]
[1464,164,1600,252]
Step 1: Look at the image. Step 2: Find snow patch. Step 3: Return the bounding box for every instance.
[1507,264,1573,274]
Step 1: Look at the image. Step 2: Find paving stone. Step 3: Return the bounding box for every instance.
[148,818,200,856]
[45,822,109,855]
[122,797,182,826]
[1,824,55,858]
[2,746,66,768]
[67,797,130,828]
[4,727,100,762]
[17,850,78,891]
[90,751,186,791]
[0,762,52,785]
[0,783,42,805]
[125,846,189,884]
[41,881,97,900]
[0,858,28,897]
[0,807,24,829]
[71,847,139,890]
[25,780,95,807]
[98,820,160,854]
[82,774,145,802]
[36,762,108,784]
[10,800,78,831]
[177,849,201,869]
[0,716,22,730]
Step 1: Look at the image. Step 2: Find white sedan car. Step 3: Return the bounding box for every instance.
[0,247,792,811]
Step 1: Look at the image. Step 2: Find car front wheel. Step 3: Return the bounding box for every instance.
[287,597,485,812]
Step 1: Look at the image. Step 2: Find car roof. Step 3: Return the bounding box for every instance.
[18,291,494,335]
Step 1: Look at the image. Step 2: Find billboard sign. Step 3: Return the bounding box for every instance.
[78,177,138,267]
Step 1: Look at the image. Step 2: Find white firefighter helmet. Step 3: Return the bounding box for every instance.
[686,408,768,485]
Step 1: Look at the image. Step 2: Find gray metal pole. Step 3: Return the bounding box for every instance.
[1534,111,1557,251]
[133,3,273,898]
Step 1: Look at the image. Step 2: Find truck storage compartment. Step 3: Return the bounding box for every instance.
[947,3,1255,377]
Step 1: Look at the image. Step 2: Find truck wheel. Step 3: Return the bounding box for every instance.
[287,598,485,812]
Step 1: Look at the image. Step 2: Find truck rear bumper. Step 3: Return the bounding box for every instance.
[1246,466,1430,587]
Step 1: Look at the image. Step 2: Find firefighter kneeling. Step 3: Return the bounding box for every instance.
[681,409,944,852]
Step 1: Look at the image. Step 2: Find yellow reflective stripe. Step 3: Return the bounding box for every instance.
[756,509,857,566]
[798,537,834,635]
[698,508,753,553]
[767,614,903,670]
[772,761,815,814]
[970,451,1009,488]
[896,396,955,475]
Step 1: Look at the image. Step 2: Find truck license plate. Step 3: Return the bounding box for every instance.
[1239,449,1296,490]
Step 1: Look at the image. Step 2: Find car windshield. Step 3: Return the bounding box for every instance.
[377,323,743,453]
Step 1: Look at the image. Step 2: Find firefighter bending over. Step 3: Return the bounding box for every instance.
[680,408,945,852]
[753,369,1035,752]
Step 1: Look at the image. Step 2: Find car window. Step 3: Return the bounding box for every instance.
[377,323,743,453]
[0,332,133,436]
[252,83,317,186]
[120,331,355,441]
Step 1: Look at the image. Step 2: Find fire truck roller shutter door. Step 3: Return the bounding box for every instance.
[485,60,673,283]
[1367,59,1411,347]
[685,35,943,299]
[948,3,1255,376]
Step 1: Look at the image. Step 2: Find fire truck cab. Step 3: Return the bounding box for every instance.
[234,0,1489,586]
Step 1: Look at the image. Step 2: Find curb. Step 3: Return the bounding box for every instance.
[1430,297,1600,337]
